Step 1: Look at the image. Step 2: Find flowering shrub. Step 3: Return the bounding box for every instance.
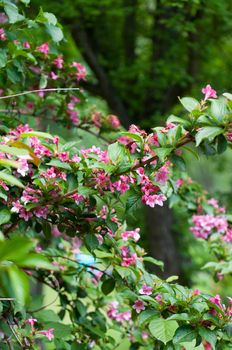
[0,2,231,350]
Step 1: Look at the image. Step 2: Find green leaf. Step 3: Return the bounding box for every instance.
[20,131,53,140]
[0,49,7,68]
[143,256,164,269]
[173,325,197,344]
[39,74,48,89]
[179,97,199,112]
[210,98,227,122]
[4,3,24,23]
[199,327,217,349]
[47,159,72,170]
[155,147,173,162]
[0,237,34,262]
[101,278,115,295]
[36,8,57,25]
[121,132,144,144]
[0,159,20,168]
[149,318,178,344]
[195,126,223,147]
[46,24,64,42]
[217,134,227,154]
[0,144,29,156]
[84,234,99,252]
[167,115,190,126]
[108,142,126,164]
[0,209,11,226]
[0,171,24,188]
[17,253,53,269]
[7,266,29,305]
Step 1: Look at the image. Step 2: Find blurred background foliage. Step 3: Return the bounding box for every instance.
[27,0,232,296]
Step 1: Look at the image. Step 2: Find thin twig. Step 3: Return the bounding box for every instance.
[0,88,80,100]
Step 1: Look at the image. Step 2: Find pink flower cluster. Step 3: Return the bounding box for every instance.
[41,167,66,181]
[0,28,6,41]
[67,95,80,125]
[191,214,228,239]
[71,62,87,81]
[121,228,140,242]
[202,84,217,101]
[155,163,170,184]
[107,301,131,323]
[209,294,232,318]
[36,42,50,55]
[137,167,167,208]
[120,246,137,267]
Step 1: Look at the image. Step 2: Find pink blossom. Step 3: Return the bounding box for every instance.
[91,112,102,128]
[34,206,49,219]
[53,56,64,69]
[107,115,121,129]
[23,42,30,49]
[176,178,184,188]
[203,341,213,350]
[52,136,59,146]
[50,71,58,80]
[202,84,217,101]
[71,62,87,81]
[155,164,169,184]
[142,194,167,208]
[191,214,228,239]
[26,318,37,328]
[121,228,140,242]
[209,294,222,308]
[0,180,9,191]
[139,284,153,295]
[155,294,163,303]
[36,42,50,55]
[192,289,200,296]
[133,300,145,313]
[141,331,149,340]
[38,328,54,341]
[58,152,69,162]
[17,158,29,177]
[51,225,61,237]
[224,228,232,243]
[72,154,81,163]
[0,28,6,41]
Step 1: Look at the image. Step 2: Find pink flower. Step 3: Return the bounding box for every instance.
[107,115,121,129]
[26,318,37,328]
[142,194,167,208]
[58,152,69,162]
[38,328,54,341]
[139,284,153,295]
[176,178,184,188]
[141,331,149,340]
[133,300,145,313]
[53,56,64,69]
[121,228,140,242]
[155,164,169,184]
[192,289,200,296]
[50,71,58,80]
[209,294,222,308]
[17,158,29,177]
[202,84,217,101]
[0,28,6,41]
[36,42,50,55]
[51,225,61,237]
[71,62,87,80]
[23,42,30,49]
[203,341,213,350]
[155,294,163,303]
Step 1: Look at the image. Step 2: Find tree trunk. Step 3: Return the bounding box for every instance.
[146,203,181,278]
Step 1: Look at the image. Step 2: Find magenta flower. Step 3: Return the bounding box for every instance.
[26,318,37,328]
[139,284,153,295]
[53,56,64,69]
[38,328,54,341]
[132,300,145,313]
[202,84,217,101]
[23,42,30,49]
[36,42,50,55]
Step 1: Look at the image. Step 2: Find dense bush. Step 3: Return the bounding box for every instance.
[0,2,231,349]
